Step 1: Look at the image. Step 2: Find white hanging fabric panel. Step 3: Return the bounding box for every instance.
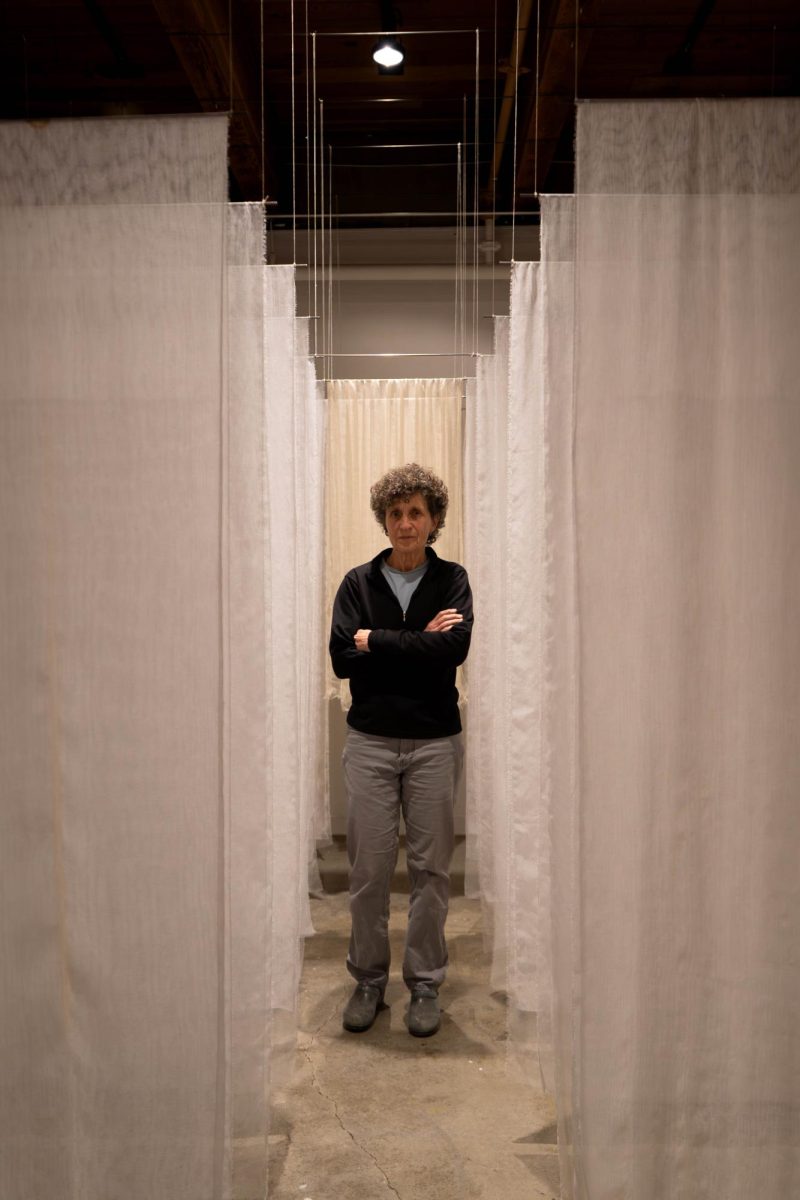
[562,98,800,1199]
[538,194,579,1195]
[261,262,326,1071]
[325,376,464,706]
[0,122,327,1200]
[461,373,481,901]
[0,115,233,1200]
[463,320,510,957]
[463,272,555,1093]
[225,212,326,1185]
[505,260,553,1085]
[294,317,330,853]
[225,201,272,1194]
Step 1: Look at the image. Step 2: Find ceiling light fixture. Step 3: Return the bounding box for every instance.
[372,36,405,72]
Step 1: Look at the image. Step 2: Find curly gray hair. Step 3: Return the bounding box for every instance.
[370,462,449,544]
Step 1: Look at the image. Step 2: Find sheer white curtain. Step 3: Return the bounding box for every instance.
[0,120,325,1200]
[325,377,464,705]
[468,98,800,1199]
[463,320,509,951]
[294,321,329,853]
[538,194,578,1190]
[260,261,326,1066]
[463,276,556,1092]
[226,212,326,1190]
[555,98,800,1199]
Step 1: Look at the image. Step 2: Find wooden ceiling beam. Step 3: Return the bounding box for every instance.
[151,0,276,199]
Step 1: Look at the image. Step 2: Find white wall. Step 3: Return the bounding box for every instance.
[314,275,500,379]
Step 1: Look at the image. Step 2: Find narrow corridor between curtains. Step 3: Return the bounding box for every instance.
[267,855,559,1200]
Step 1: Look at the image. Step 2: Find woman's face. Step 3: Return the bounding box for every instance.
[385,491,438,556]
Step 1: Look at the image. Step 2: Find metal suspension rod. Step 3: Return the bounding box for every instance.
[270,210,537,219]
[313,351,479,358]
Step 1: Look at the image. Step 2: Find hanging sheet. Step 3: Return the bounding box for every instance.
[0,120,327,1200]
[464,267,556,1094]
[0,114,232,1200]
[463,320,510,953]
[225,211,326,1187]
[261,261,326,1061]
[538,194,579,1195]
[561,98,800,1199]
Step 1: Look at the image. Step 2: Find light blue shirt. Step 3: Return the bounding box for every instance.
[381,558,429,619]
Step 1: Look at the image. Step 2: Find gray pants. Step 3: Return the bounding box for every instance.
[343,729,464,994]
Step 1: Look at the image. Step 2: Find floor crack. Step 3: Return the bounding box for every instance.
[311,997,343,1037]
[300,1044,402,1199]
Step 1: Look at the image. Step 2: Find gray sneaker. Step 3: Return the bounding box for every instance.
[342,982,384,1033]
[408,983,441,1037]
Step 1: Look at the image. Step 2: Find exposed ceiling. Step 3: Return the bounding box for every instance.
[2,0,798,231]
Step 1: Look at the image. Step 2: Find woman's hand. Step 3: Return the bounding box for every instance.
[424,609,463,633]
[354,629,371,652]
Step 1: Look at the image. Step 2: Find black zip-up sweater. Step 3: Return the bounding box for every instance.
[329,547,473,739]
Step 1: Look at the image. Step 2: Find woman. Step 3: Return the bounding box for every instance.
[329,462,473,1037]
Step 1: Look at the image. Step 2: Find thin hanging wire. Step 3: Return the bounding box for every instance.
[319,98,325,364]
[461,96,468,364]
[458,120,463,363]
[510,0,521,262]
[328,145,334,380]
[473,29,480,358]
[229,0,234,122]
[334,184,342,374]
[291,0,296,261]
[575,0,580,101]
[491,0,498,316]
[464,103,469,361]
[455,142,461,367]
[534,0,541,197]
[312,32,318,354]
[259,0,265,199]
[305,1,311,309]
[453,142,462,375]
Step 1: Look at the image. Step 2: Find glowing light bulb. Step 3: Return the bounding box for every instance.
[372,39,404,68]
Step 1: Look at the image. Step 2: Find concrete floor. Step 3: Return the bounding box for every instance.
[267,841,560,1200]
